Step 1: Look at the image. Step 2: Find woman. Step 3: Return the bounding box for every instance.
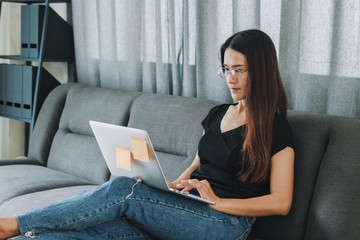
[0,29,294,240]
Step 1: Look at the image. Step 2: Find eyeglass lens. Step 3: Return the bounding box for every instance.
[218,67,242,81]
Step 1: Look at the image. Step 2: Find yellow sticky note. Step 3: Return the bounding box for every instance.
[115,145,131,171]
[147,144,154,158]
[131,136,149,162]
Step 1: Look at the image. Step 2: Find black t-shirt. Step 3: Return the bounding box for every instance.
[190,104,295,199]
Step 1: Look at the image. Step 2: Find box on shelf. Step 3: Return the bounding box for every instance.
[0,64,60,121]
[21,4,74,59]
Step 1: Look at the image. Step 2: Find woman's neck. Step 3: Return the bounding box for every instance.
[236,100,246,114]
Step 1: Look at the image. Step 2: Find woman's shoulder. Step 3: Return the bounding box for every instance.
[208,103,232,114]
[206,103,234,120]
[273,113,294,137]
[201,103,232,129]
[274,113,296,132]
[271,113,295,155]
[273,113,291,127]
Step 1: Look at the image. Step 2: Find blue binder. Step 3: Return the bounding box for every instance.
[29,4,42,58]
[13,65,23,117]
[5,65,14,116]
[4,65,23,117]
[0,64,5,114]
[22,65,36,119]
[21,5,30,58]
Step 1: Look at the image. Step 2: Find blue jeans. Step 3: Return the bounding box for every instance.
[15,176,256,240]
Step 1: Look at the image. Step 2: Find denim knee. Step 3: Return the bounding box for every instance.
[106,176,136,191]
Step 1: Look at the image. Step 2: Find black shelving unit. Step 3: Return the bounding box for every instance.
[0,0,74,153]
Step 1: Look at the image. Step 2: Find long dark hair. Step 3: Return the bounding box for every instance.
[220,29,288,183]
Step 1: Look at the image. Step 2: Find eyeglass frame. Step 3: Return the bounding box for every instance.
[217,65,247,81]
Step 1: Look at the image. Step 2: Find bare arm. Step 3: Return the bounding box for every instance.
[178,146,295,217]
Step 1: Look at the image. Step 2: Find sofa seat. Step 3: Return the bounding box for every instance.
[0,164,94,209]
[0,185,96,217]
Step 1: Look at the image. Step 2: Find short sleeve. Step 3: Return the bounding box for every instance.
[201,104,225,130]
[271,115,295,156]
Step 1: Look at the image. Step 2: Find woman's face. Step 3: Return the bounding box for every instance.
[223,48,248,102]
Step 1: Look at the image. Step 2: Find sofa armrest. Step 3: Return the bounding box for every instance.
[0,157,42,166]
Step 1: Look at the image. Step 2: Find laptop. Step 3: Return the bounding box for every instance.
[89,120,215,205]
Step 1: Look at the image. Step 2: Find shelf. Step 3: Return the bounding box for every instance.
[0,113,31,123]
[0,1,71,3]
[0,0,73,155]
[0,55,74,62]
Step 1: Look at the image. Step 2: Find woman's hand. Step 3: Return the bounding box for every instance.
[166,151,202,190]
[166,180,178,189]
[176,179,222,208]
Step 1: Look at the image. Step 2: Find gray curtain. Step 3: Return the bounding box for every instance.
[72,0,360,118]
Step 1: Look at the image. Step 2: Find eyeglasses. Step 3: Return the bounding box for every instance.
[217,66,247,81]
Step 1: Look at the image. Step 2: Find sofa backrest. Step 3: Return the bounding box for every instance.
[28,83,74,166]
[127,93,219,181]
[44,84,141,184]
[30,83,219,184]
[251,110,360,240]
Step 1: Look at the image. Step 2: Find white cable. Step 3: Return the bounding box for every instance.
[125,178,142,199]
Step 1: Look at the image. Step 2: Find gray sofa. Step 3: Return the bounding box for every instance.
[0,83,359,240]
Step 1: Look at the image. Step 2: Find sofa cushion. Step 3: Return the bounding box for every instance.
[47,130,109,184]
[58,84,141,136]
[0,185,96,217]
[250,111,360,240]
[0,165,93,206]
[250,111,334,240]
[28,83,74,166]
[127,93,219,181]
[304,116,360,239]
[46,84,142,184]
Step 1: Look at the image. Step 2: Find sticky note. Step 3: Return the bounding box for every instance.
[130,136,149,162]
[147,144,154,158]
[115,145,131,171]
